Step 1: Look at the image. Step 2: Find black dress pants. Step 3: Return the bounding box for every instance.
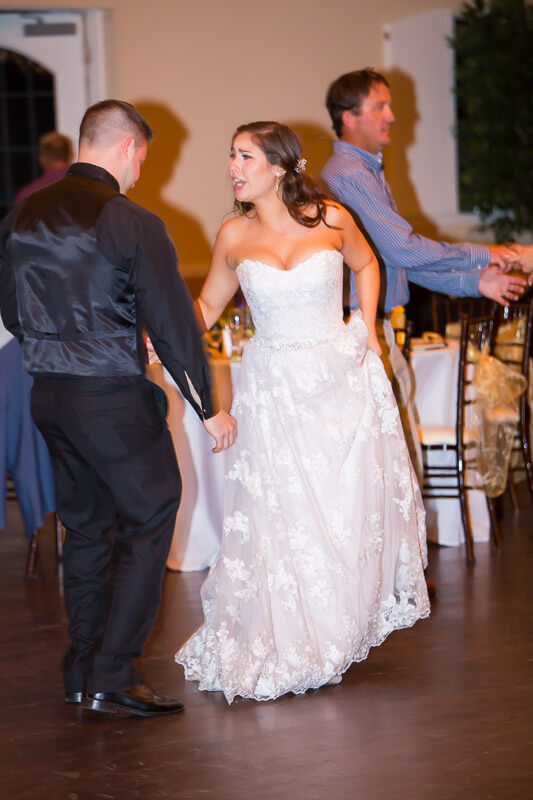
[31,376,181,693]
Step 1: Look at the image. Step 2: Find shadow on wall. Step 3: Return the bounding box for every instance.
[382,68,440,240]
[128,101,212,289]
[384,69,458,333]
[285,121,333,185]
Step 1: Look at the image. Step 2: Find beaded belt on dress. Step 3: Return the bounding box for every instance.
[251,331,344,351]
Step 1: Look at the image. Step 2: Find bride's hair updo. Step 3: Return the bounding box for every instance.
[232,121,332,228]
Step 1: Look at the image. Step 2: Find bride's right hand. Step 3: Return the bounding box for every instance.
[203,410,237,452]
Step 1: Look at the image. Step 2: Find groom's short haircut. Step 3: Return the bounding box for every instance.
[79,100,153,148]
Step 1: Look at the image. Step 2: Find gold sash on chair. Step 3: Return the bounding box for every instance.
[470,343,528,497]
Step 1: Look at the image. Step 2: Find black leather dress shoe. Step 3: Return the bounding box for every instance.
[82,684,184,717]
[64,692,83,704]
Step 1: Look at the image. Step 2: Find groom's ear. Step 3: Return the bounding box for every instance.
[121,136,136,159]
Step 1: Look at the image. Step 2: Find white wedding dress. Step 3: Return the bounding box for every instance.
[176,249,430,703]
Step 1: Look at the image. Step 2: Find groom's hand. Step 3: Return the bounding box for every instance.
[203,410,237,452]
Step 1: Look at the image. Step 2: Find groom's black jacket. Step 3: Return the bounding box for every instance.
[0,162,213,419]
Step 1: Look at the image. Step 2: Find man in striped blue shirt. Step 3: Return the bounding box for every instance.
[321,69,524,314]
[321,69,526,486]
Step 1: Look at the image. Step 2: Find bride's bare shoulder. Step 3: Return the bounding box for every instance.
[216,214,251,245]
[322,200,352,228]
[214,215,253,269]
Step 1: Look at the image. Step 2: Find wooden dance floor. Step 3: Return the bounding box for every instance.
[1,489,531,799]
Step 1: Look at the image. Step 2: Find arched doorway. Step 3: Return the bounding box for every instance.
[0,49,56,215]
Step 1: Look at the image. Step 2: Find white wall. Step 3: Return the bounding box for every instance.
[384,7,490,243]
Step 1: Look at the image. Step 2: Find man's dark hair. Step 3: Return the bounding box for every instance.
[326,69,389,137]
[79,100,153,147]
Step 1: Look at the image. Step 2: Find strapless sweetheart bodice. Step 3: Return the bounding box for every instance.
[236,249,344,348]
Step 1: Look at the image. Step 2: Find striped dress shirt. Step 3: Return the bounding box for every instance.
[320,141,490,312]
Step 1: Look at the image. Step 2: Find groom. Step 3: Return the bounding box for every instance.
[0,100,236,717]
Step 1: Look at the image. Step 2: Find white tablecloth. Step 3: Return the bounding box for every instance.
[410,341,490,546]
[156,341,490,571]
[146,360,236,571]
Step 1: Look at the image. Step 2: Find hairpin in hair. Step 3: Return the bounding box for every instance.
[294,157,307,174]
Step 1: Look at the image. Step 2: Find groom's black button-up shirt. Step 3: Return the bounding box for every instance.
[0,161,213,420]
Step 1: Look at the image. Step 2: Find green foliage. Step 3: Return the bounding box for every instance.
[450,0,533,241]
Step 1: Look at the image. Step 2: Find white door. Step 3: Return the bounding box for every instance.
[0,9,109,212]
[0,9,109,144]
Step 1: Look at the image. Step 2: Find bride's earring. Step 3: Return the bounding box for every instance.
[275,172,282,194]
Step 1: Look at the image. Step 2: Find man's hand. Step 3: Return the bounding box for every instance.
[487,244,517,270]
[478,265,527,306]
[508,244,533,280]
[203,410,237,453]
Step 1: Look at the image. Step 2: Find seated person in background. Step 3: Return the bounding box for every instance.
[15,132,73,203]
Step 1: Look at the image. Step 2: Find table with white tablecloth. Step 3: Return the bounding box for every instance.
[156,340,490,572]
[146,360,236,571]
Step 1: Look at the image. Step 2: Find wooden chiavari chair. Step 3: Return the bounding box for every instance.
[417,313,501,563]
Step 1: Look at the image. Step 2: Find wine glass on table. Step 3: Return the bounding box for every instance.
[228,308,244,360]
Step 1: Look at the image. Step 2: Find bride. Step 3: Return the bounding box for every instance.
[176,121,429,703]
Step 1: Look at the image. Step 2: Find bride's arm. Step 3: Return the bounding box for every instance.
[327,203,381,355]
[197,222,240,331]
[194,221,240,452]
